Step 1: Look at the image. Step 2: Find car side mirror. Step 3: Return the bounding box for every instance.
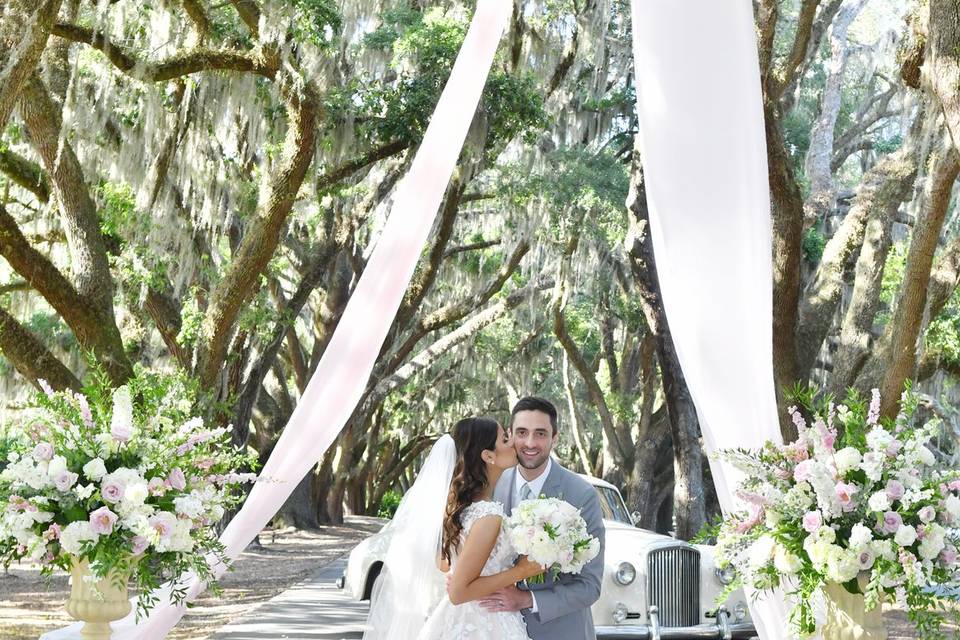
[630,511,641,527]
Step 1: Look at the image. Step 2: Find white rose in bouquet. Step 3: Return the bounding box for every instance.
[504,497,600,582]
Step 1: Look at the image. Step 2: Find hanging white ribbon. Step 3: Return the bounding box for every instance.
[628,0,792,637]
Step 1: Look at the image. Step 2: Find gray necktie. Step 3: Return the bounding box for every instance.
[520,483,533,501]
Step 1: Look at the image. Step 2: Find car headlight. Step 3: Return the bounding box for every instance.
[614,561,636,585]
[715,564,736,585]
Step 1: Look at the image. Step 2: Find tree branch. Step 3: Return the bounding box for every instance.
[0,0,62,131]
[0,305,80,391]
[50,22,274,81]
[197,72,319,387]
[0,148,50,203]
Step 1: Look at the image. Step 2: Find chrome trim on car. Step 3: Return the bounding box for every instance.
[647,545,700,627]
[598,608,755,639]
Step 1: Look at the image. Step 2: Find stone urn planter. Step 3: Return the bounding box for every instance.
[65,557,133,640]
[821,573,887,640]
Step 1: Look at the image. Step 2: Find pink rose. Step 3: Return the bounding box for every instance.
[148,478,166,496]
[940,546,958,566]
[89,506,118,535]
[32,442,54,462]
[882,511,903,534]
[148,513,176,539]
[167,468,187,491]
[918,506,936,523]
[54,470,79,492]
[835,482,858,512]
[131,536,149,555]
[794,460,814,483]
[803,510,823,533]
[886,480,905,501]
[101,478,125,503]
[949,480,960,492]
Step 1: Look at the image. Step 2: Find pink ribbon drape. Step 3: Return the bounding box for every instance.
[628,1,791,638]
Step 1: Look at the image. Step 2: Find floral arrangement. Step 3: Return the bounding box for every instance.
[710,387,960,638]
[504,496,600,583]
[0,367,257,618]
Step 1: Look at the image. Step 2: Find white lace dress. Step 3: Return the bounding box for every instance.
[416,501,530,640]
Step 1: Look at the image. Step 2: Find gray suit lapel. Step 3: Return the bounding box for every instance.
[540,459,565,499]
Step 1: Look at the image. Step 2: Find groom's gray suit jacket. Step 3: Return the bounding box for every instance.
[494,460,605,640]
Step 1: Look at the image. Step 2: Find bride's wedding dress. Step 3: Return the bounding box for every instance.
[417,500,530,640]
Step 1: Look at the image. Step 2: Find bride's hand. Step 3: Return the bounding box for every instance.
[514,555,545,580]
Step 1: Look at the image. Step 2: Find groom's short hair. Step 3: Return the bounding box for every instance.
[510,396,558,435]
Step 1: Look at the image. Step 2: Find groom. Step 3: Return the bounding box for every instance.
[482,396,605,640]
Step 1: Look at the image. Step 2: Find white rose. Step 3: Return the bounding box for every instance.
[848,523,873,550]
[47,455,68,477]
[74,483,95,500]
[748,535,777,569]
[83,458,107,482]
[871,539,897,562]
[917,447,936,466]
[868,491,892,512]
[944,495,960,521]
[894,525,917,547]
[834,447,862,474]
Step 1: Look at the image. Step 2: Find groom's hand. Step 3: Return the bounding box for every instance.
[478,586,533,613]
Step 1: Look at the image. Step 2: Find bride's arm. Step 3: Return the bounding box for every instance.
[447,515,542,605]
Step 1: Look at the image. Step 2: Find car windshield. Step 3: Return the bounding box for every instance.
[594,486,633,524]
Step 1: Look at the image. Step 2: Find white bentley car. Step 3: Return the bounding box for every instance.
[338,475,758,639]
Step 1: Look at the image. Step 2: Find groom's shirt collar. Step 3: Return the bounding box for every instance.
[515,457,552,499]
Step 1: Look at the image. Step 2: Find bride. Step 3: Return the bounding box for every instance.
[362,417,543,640]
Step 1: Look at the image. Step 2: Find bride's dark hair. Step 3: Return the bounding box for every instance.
[441,416,500,563]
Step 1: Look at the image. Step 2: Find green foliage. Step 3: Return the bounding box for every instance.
[801,227,826,264]
[97,181,137,241]
[377,489,402,519]
[330,6,546,158]
[291,0,343,48]
[878,242,908,325]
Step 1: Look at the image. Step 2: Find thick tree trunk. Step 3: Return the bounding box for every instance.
[829,166,907,397]
[624,409,671,530]
[276,471,322,530]
[624,163,705,540]
[796,141,920,380]
[803,0,870,226]
[766,108,805,441]
[0,305,80,390]
[929,0,960,153]
[875,147,960,414]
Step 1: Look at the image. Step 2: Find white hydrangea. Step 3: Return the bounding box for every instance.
[60,521,99,555]
[868,491,892,513]
[849,523,873,549]
[871,538,897,562]
[866,427,894,452]
[748,535,777,570]
[825,546,860,583]
[173,494,204,519]
[773,545,803,575]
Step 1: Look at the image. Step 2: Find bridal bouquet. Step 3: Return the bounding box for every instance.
[711,387,960,637]
[0,367,257,618]
[505,496,600,583]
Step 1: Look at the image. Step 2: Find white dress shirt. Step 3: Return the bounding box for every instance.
[512,457,553,613]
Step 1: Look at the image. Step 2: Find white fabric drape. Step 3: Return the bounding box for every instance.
[41,1,512,637]
[628,1,791,638]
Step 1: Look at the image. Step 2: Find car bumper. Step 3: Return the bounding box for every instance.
[596,623,756,639]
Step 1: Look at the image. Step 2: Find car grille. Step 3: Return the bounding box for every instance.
[647,545,700,627]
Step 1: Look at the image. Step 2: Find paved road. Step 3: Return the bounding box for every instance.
[209,558,368,640]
